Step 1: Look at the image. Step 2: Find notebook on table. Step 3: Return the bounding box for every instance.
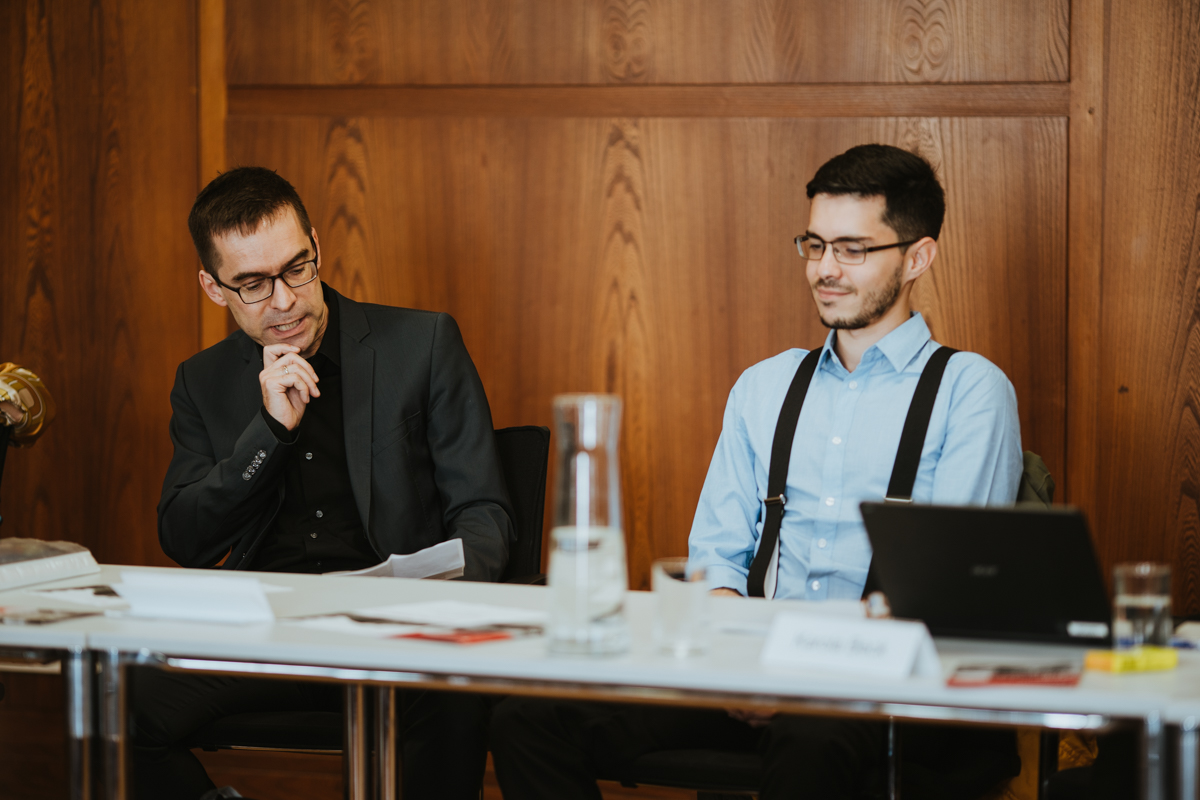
[859,503,1112,647]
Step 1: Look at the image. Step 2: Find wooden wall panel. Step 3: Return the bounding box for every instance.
[1077,0,1200,610]
[227,114,1065,588]
[0,0,198,567]
[227,0,1069,86]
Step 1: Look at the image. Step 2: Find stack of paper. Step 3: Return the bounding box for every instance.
[0,538,99,590]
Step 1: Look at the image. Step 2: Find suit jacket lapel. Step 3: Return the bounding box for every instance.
[337,291,374,532]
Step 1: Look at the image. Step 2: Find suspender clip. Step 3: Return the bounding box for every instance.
[764,494,787,507]
[883,495,914,504]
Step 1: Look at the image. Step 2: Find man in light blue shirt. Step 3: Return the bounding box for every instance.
[694,302,1021,602]
[492,144,1023,800]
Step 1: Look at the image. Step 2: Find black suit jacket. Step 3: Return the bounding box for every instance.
[157,286,514,580]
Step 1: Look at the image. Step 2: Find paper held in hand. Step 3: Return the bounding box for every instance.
[327,539,465,580]
[760,613,941,680]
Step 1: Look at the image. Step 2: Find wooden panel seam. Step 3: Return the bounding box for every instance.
[1064,0,1106,508]
[198,0,229,350]
[228,84,1070,119]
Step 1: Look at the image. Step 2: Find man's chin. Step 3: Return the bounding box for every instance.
[819,311,870,331]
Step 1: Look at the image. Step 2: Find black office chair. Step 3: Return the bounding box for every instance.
[494,425,550,584]
[185,426,551,766]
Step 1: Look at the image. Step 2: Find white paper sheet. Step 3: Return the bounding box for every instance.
[349,600,545,629]
[286,615,427,639]
[111,571,275,624]
[327,539,465,580]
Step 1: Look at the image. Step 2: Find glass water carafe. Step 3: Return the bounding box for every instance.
[546,394,629,655]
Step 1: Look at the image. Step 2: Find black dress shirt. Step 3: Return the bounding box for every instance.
[251,285,379,573]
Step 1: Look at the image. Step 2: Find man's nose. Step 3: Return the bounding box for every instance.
[270,278,297,309]
[816,246,842,277]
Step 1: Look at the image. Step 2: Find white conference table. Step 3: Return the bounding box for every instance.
[4,564,1198,800]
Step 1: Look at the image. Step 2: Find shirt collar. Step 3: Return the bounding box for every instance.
[818,312,932,374]
[314,282,341,367]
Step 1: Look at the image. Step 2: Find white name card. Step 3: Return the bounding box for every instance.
[760,613,940,680]
[113,571,275,625]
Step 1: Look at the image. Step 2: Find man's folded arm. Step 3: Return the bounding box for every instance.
[688,377,764,597]
[425,313,515,582]
[157,363,289,568]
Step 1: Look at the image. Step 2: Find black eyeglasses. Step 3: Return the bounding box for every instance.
[213,235,320,304]
[794,234,918,266]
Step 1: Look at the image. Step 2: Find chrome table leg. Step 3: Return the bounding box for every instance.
[376,686,398,800]
[99,649,128,800]
[63,647,94,800]
[1144,712,1164,800]
[344,685,371,800]
[1180,717,1198,800]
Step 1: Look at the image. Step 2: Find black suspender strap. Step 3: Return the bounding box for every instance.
[747,345,959,599]
[746,348,821,598]
[861,345,957,597]
[883,346,958,502]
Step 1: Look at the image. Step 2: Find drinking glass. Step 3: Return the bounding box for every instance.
[1113,562,1171,650]
[652,558,709,657]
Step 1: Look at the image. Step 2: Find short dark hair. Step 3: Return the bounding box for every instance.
[188,167,313,275]
[805,144,945,242]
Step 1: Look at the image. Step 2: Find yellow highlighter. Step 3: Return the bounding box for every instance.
[1084,647,1179,673]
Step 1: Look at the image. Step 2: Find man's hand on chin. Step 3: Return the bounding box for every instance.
[260,343,320,431]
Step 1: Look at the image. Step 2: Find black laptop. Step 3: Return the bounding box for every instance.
[859,502,1112,646]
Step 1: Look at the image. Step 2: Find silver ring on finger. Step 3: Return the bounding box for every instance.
[283,365,290,375]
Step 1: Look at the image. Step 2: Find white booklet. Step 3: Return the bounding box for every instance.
[326,539,465,580]
[0,538,100,591]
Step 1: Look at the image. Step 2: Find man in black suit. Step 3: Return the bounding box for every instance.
[136,167,513,800]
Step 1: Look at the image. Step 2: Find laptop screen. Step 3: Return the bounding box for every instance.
[860,503,1112,646]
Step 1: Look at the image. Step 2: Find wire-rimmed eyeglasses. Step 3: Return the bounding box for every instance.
[794,234,918,266]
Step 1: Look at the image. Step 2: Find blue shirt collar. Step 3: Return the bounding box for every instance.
[818,312,933,374]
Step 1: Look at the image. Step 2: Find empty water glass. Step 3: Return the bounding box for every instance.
[652,558,709,657]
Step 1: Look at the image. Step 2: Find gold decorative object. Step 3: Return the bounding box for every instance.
[0,363,56,447]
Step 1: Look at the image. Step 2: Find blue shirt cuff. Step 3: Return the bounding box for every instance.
[702,563,748,596]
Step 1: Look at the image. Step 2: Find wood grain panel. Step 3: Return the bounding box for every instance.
[227,0,1069,85]
[1064,0,1106,514]
[1082,0,1200,612]
[0,671,68,799]
[227,115,1065,588]
[199,0,234,347]
[0,0,198,566]
[228,84,1070,119]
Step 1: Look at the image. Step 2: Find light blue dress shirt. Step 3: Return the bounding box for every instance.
[688,313,1022,600]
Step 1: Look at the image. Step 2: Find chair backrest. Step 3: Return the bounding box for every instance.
[493,426,551,581]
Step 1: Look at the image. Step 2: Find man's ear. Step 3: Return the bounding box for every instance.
[902,237,938,285]
[198,269,229,307]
